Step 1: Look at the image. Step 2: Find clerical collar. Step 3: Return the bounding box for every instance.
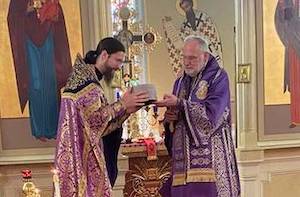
[95,67,103,81]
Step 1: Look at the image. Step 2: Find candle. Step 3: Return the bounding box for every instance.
[51,169,61,197]
[153,105,158,114]
[116,89,121,101]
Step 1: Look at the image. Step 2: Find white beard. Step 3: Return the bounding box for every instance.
[185,69,200,77]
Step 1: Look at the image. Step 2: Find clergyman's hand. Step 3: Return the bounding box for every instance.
[121,89,149,114]
[164,108,178,122]
[155,94,178,107]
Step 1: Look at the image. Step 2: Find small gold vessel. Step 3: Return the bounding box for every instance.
[22,170,40,197]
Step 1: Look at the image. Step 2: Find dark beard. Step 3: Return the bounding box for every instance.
[186,9,196,31]
[103,70,115,83]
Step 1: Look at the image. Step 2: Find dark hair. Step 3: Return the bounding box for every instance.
[84,37,125,64]
[180,0,193,7]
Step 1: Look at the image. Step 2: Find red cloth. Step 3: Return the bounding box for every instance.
[138,138,157,160]
[289,47,300,124]
[22,169,32,179]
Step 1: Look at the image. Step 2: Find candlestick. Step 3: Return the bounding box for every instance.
[22,169,36,197]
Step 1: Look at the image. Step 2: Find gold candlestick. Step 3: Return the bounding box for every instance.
[22,169,40,197]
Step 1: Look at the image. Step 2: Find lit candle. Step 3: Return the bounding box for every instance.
[51,169,61,197]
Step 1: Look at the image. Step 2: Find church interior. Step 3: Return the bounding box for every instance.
[1,0,300,196]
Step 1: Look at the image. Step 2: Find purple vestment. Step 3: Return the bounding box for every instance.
[54,55,128,196]
[161,55,240,197]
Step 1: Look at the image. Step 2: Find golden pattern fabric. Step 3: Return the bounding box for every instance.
[55,57,127,196]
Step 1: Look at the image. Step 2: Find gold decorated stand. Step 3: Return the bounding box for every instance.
[112,2,170,196]
[121,142,171,197]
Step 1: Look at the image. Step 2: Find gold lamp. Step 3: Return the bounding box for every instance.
[22,170,41,197]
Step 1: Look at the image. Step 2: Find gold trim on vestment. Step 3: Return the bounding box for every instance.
[172,168,216,186]
[62,83,99,101]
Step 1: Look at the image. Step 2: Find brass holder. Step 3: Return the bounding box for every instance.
[128,113,142,139]
[22,170,41,197]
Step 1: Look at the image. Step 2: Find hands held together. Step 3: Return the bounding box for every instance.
[156,94,180,122]
[121,89,150,114]
[120,90,180,122]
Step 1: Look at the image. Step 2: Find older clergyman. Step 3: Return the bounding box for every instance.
[157,35,240,197]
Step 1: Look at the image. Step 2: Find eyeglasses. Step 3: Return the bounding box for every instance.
[182,55,199,63]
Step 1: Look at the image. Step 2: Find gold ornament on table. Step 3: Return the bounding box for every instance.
[124,158,171,197]
[127,112,142,139]
[112,1,162,142]
[22,169,41,197]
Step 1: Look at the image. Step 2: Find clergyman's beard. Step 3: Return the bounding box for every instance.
[185,69,200,77]
[103,69,114,82]
[185,62,204,77]
[186,9,196,31]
